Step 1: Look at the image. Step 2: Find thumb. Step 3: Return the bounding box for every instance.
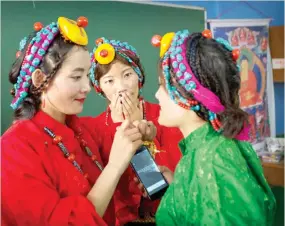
[120,119,131,131]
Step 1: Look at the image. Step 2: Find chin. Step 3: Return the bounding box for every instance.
[66,106,83,115]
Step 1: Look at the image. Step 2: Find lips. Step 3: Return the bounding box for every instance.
[75,98,86,103]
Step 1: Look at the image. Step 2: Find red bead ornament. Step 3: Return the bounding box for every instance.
[100,49,108,57]
[34,22,43,31]
[232,49,240,61]
[215,118,222,128]
[94,85,102,93]
[53,135,62,144]
[67,153,75,161]
[84,173,89,179]
[95,38,103,46]
[202,29,212,39]
[77,16,88,28]
[80,139,87,147]
[178,102,189,109]
[151,35,162,47]
[91,155,97,161]
[16,51,21,58]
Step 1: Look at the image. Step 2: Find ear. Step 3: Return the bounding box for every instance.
[31,69,47,88]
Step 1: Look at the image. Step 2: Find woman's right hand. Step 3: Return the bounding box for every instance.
[108,119,142,175]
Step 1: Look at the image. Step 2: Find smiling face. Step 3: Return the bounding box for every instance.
[44,46,91,115]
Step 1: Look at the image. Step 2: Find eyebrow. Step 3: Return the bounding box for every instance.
[122,67,132,73]
[102,75,113,80]
[72,67,85,73]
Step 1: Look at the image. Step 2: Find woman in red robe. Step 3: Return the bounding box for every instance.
[1,17,154,226]
[82,37,183,225]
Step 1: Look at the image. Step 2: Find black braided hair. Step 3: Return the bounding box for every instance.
[166,32,248,139]
[9,33,85,120]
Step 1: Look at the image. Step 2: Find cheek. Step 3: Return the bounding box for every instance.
[127,76,139,89]
[48,80,77,100]
[100,84,115,100]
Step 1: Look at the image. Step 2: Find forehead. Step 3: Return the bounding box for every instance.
[102,61,133,78]
[61,46,91,70]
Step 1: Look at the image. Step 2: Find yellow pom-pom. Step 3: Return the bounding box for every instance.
[94,43,115,65]
[160,32,175,58]
[58,17,88,46]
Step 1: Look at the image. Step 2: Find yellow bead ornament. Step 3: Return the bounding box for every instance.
[94,43,115,65]
[159,32,175,57]
[58,17,88,46]
[143,141,160,158]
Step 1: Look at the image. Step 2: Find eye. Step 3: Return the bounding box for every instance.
[73,76,81,81]
[105,79,113,84]
[124,72,132,78]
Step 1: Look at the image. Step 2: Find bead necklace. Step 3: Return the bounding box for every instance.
[44,127,104,178]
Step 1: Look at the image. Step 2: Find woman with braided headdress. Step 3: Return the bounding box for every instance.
[149,29,276,226]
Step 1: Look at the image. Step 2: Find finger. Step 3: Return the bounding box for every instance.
[158,165,168,173]
[138,122,147,137]
[120,119,131,131]
[111,93,119,109]
[142,191,148,198]
[122,92,134,110]
[132,120,140,128]
[128,133,142,142]
[116,100,123,116]
[138,183,144,191]
[124,127,140,136]
[122,101,131,118]
[133,139,143,150]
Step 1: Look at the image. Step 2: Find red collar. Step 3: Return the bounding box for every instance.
[32,111,79,142]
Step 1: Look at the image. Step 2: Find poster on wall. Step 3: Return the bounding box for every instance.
[208,19,275,152]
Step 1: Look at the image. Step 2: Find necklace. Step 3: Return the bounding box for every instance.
[105,99,146,126]
[44,127,104,178]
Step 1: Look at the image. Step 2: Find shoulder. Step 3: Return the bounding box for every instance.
[80,111,106,125]
[1,120,46,164]
[193,136,251,176]
[2,119,40,143]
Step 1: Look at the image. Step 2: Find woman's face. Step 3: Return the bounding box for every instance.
[155,76,187,127]
[44,46,91,115]
[99,61,139,103]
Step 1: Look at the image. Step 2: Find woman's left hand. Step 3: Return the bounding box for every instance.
[133,120,157,141]
[120,92,143,122]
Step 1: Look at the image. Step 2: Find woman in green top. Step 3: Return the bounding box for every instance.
[149,29,276,225]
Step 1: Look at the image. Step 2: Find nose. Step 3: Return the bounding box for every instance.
[116,79,127,94]
[81,77,91,94]
[155,88,159,101]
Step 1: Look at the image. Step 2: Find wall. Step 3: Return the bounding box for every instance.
[155,0,284,136]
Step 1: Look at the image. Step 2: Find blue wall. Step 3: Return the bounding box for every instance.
[155,0,284,136]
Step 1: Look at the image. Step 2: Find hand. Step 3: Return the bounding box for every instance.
[133,120,157,141]
[108,120,142,175]
[158,166,174,184]
[120,92,143,122]
[133,165,174,198]
[109,93,124,122]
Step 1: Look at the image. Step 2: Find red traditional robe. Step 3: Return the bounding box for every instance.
[1,111,115,226]
[81,101,183,225]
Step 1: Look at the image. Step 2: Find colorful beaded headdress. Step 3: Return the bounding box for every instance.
[11,16,89,110]
[89,37,143,97]
[151,29,249,141]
